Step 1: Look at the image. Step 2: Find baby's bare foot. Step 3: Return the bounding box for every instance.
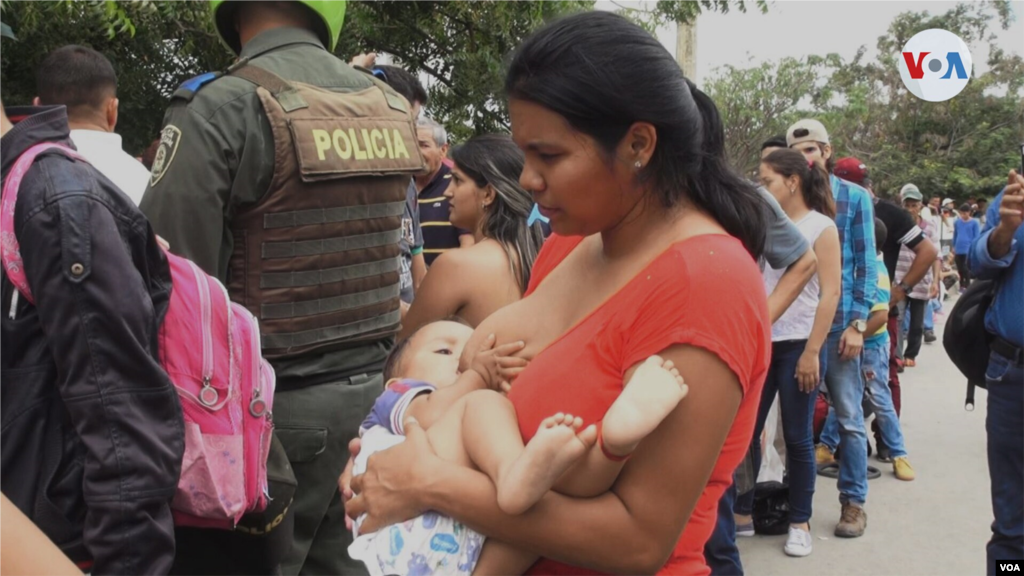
[497,413,596,515]
[600,355,688,459]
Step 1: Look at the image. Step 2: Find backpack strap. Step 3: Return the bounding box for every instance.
[1,142,86,305]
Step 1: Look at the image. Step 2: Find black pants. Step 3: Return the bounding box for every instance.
[901,297,927,361]
[955,254,972,289]
[275,374,381,576]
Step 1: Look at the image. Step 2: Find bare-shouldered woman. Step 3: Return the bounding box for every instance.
[398,134,544,336]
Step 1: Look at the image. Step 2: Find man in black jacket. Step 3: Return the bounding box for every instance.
[1,102,184,574]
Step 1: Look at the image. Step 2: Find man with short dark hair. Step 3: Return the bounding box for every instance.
[33,45,150,204]
[2,99,184,575]
[954,202,982,289]
[760,135,787,160]
[370,65,427,118]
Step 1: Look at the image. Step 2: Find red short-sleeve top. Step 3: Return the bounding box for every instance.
[508,234,770,576]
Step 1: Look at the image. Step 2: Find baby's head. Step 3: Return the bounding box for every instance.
[383,319,474,387]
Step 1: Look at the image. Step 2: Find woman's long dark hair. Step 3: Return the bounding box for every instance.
[504,11,768,258]
[449,134,545,292]
[761,149,836,219]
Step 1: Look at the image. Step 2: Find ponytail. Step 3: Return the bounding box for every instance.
[685,81,769,258]
[762,148,836,219]
[804,162,836,219]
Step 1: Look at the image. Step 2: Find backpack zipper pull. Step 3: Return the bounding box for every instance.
[8,290,19,320]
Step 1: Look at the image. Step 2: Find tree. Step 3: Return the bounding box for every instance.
[2,1,756,151]
[705,55,842,176]
[704,1,1024,201]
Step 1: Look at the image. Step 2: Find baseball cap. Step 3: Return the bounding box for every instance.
[942,197,955,207]
[786,119,830,147]
[834,157,868,185]
[900,184,923,202]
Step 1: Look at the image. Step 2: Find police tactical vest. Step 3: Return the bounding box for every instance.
[226,65,425,358]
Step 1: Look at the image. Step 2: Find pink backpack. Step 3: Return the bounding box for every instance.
[1,142,276,529]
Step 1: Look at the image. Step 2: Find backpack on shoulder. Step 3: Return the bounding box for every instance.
[1,142,276,529]
[942,278,997,410]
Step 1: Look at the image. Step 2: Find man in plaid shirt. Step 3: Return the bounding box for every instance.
[788,119,877,539]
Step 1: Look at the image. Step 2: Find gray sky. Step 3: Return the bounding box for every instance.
[599,1,1024,86]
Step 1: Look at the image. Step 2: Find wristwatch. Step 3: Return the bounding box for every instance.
[895,281,911,292]
[849,319,867,334]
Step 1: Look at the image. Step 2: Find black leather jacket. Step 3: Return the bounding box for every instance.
[1,106,184,575]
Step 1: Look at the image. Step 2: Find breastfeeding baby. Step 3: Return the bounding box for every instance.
[348,320,688,576]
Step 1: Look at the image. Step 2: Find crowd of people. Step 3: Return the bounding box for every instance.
[1,2,1022,576]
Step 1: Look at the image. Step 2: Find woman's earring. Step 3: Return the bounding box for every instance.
[634,160,643,169]
[790,187,796,195]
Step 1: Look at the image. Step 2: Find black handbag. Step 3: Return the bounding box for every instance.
[752,481,790,536]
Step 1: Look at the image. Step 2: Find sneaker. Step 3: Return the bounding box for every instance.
[876,446,893,463]
[893,456,916,481]
[784,525,813,557]
[736,521,755,537]
[835,503,867,538]
[815,444,835,465]
[924,330,937,343]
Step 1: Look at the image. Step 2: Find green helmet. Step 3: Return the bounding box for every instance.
[211,0,346,54]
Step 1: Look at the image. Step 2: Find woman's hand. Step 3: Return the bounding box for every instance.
[929,281,940,299]
[346,419,445,534]
[339,437,361,530]
[469,334,528,392]
[795,349,821,393]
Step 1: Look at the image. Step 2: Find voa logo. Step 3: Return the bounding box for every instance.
[898,29,973,102]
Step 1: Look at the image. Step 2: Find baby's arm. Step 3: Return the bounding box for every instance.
[406,336,527,429]
[406,369,488,429]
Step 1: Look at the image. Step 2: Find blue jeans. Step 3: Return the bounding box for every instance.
[923,298,941,331]
[705,482,743,575]
[734,340,818,523]
[822,330,868,505]
[820,344,907,458]
[985,350,1024,574]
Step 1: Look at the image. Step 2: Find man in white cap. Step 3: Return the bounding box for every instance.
[788,118,876,538]
[896,184,942,364]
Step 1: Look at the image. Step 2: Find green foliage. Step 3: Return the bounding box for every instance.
[1,1,230,155]
[707,2,1024,201]
[1,1,747,151]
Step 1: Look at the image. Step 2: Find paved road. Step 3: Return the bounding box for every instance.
[737,302,992,575]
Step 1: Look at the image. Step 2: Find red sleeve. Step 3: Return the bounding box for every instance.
[525,234,584,296]
[619,236,770,396]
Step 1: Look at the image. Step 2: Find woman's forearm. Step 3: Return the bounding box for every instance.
[422,464,667,574]
[806,289,839,355]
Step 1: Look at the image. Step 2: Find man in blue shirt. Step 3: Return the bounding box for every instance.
[968,171,1024,573]
[955,202,982,289]
[789,119,877,539]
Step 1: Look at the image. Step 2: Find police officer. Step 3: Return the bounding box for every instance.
[141,2,424,574]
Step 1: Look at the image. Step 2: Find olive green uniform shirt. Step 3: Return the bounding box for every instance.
[141,28,392,386]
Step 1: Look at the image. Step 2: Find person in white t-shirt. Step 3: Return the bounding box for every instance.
[733,148,842,558]
[33,45,150,205]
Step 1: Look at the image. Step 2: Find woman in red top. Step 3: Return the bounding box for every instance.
[346,12,772,575]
